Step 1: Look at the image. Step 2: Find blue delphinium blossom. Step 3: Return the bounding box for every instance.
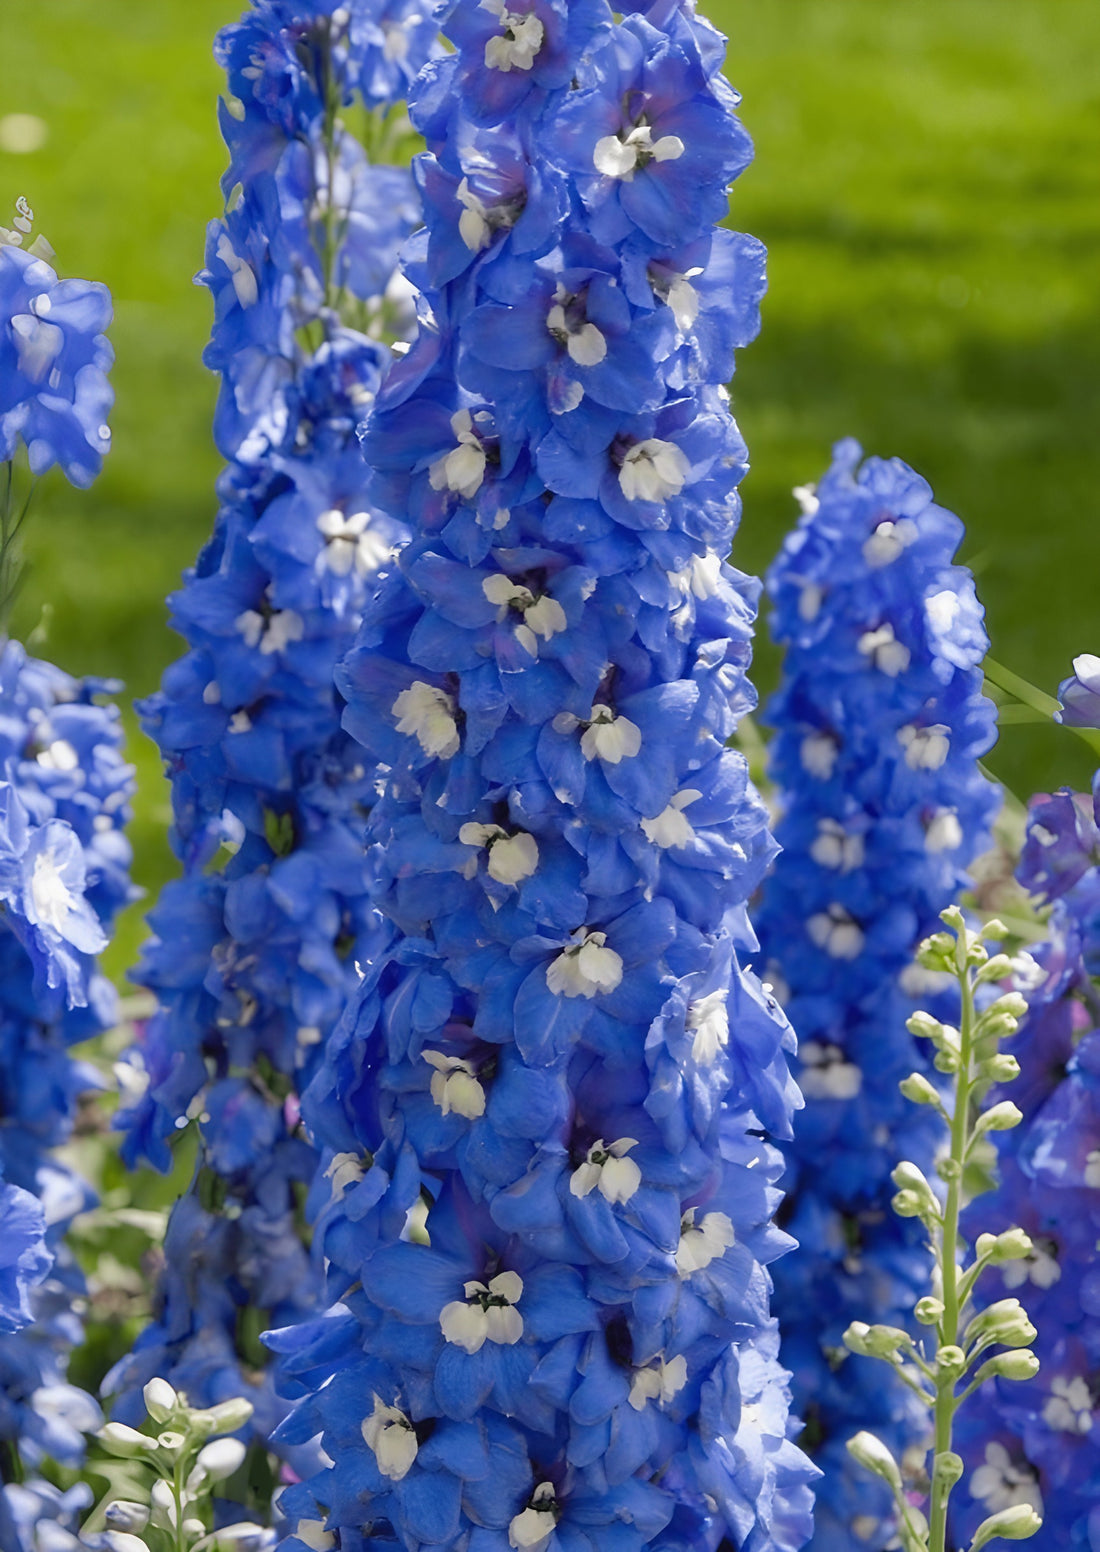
[753,440,1001,1550]
[0,639,134,1468]
[0,200,113,489]
[951,782,1100,1550]
[268,5,817,1551]
[109,0,436,1444]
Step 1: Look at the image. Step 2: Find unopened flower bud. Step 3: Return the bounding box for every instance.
[916,933,954,972]
[940,904,966,932]
[975,953,1013,984]
[195,1437,247,1483]
[899,1073,940,1106]
[965,1298,1037,1350]
[977,1101,1023,1133]
[932,1450,964,1489]
[205,1397,254,1434]
[846,1430,902,1490]
[936,1156,963,1184]
[970,1503,1042,1548]
[844,1322,910,1358]
[97,1423,159,1458]
[979,1052,1020,1083]
[976,1227,1033,1263]
[143,1378,178,1423]
[906,1010,945,1041]
[934,1047,961,1074]
[915,1296,944,1325]
[982,918,1009,940]
[105,1502,150,1533]
[891,1162,940,1222]
[974,1349,1040,1384]
[936,1345,966,1380]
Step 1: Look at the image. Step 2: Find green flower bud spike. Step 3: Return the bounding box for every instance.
[843,910,1043,1551]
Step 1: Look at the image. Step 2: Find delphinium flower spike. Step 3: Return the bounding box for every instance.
[268,3,817,1550]
[0,203,134,1486]
[110,0,437,1446]
[949,767,1100,1550]
[754,441,1001,1550]
[842,908,1043,1552]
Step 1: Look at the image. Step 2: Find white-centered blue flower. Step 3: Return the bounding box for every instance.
[439,1269,524,1352]
[569,1137,640,1203]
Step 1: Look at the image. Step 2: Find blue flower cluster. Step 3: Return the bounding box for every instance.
[0,639,134,1465]
[109,0,435,1438]
[269,5,817,1550]
[952,779,1100,1550]
[0,201,113,488]
[753,440,1001,1550]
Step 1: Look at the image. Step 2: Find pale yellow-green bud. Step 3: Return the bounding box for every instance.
[975,953,1014,985]
[979,1052,1020,1083]
[982,918,1009,940]
[916,932,955,972]
[906,1010,945,1042]
[143,1378,178,1423]
[973,1349,1040,1383]
[932,1450,964,1489]
[936,1345,966,1380]
[965,1298,1037,1350]
[97,1422,159,1458]
[970,1502,1042,1548]
[914,1296,944,1325]
[844,1322,910,1359]
[940,904,966,933]
[977,1101,1023,1133]
[846,1431,902,1490]
[205,1397,255,1434]
[934,1047,961,1074]
[976,1227,1033,1263]
[899,1073,940,1106]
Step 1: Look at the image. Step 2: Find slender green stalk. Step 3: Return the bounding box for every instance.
[984,654,1100,760]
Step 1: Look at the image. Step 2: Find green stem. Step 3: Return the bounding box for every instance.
[928,962,975,1552]
[984,653,1100,760]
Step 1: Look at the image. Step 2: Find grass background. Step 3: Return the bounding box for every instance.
[1,0,1098,982]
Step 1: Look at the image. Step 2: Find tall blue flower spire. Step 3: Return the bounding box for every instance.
[951,778,1100,1550]
[0,199,131,1470]
[754,440,1001,1550]
[269,4,815,1549]
[109,0,438,1440]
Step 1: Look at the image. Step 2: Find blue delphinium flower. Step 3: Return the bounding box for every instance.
[1055,654,1100,730]
[951,783,1100,1550]
[268,5,817,1551]
[0,200,113,489]
[0,639,134,1467]
[109,0,436,1443]
[754,440,1001,1550]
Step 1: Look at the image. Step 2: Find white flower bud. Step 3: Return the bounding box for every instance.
[195,1437,247,1483]
[970,1503,1043,1548]
[143,1377,178,1422]
[97,1422,160,1458]
[846,1431,902,1490]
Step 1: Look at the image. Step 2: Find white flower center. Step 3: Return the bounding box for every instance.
[669,551,721,602]
[440,1271,524,1353]
[569,1138,640,1204]
[35,739,79,772]
[807,905,864,960]
[481,0,544,72]
[324,1151,369,1199]
[1085,1149,1100,1189]
[675,1209,734,1275]
[970,1442,1042,1515]
[800,732,838,778]
[858,623,911,677]
[546,929,623,999]
[458,822,539,885]
[315,508,392,577]
[392,682,460,759]
[792,484,819,516]
[482,573,567,656]
[235,606,304,655]
[863,516,918,568]
[429,408,488,499]
[618,438,689,503]
[574,704,641,764]
[593,123,685,181]
[628,1353,687,1411]
[926,589,960,635]
[1002,1240,1060,1291]
[686,989,729,1064]
[809,819,864,873]
[898,723,950,771]
[924,809,963,853]
[546,287,607,367]
[508,1484,558,1552]
[422,1051,487,1119]
[12,313,63,381]
[30,849,77,933]
[1042,1375,1092,1435]
[215,232,259,308]
[362,1395,418,1481]
[799,1041,862,1100]
[640,788,701,849]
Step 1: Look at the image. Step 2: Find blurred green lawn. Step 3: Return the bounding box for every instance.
[1,0,1098,983]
